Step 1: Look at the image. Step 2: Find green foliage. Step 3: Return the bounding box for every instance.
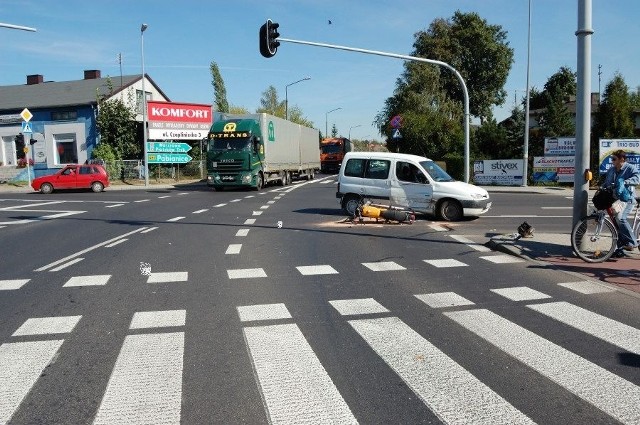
[256,85,314,127]
[472,117,510,159]
[229,104,250,114]
[331,124,338,137]
[533,67,576,137]
[90,142,119,177]
[210,61,229,113]
[96,80,138,159]
[593,73,635,138]
[412,11,514,122]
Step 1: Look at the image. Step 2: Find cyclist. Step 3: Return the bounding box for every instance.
[601,149,640,254]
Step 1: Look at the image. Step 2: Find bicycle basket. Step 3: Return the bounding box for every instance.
[592,188,615,210]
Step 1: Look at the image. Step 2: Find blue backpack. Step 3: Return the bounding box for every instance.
[616,177,633,202]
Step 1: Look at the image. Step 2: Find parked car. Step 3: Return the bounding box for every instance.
[31,164,109,194]
[336,152,491,221]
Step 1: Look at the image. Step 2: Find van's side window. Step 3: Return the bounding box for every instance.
[364,160,390,179]
[396,162,427,183]
[344,158,366,177]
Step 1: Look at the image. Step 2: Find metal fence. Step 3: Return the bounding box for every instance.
[104,160,206,182]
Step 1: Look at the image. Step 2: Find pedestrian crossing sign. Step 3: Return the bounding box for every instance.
[21,121,33,133]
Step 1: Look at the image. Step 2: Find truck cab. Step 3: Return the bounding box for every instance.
[320,137,351,174]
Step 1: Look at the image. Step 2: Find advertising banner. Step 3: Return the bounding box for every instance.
[544,137,575,156]
[147,101,212,140]
[598,139,640,175]
[532,156,575,183]
[473,159,524,185]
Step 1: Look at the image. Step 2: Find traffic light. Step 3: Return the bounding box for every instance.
[14,133,25,159]
[259,19,280,58]
[30,138,37,145]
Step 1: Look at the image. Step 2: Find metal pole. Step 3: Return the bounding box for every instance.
[141,24,149,186]
[573,0,593,227]
[349,124,361,140]
[0,22,36,32]
[285,77,310,121]
[522,0,532,187]
[325,107,341,138]
[279,37,471,182]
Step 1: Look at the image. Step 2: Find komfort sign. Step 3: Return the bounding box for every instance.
[147,101,212,140]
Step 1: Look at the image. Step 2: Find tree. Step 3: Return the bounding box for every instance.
[472,117,509,159]
[593,73,635,138]
[412,11,514,122]
[95,80,138,159]
[256,85,285,116]
[229,104,249,114]
[331,123,338,137]
[531,67,577,138]
[210,61,229,113]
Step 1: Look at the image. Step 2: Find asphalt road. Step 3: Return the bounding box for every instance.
[1,178,639,424]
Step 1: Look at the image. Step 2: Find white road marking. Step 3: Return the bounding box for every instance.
[0,340,65,424]
[252,211,263,216]
[235,229,250,237]
[0,279,30,290]
[361,261,406,272]
[237,303,292,322]
[415,292,475,309]
[12,315,82,336]
[230,199,241,203]
[192,209,208,214]
[244,218,256,225]
[63,275,111,287]
[140,227,158,234]
[479,255,524,264]
[329,298,389,316]
[178,192,189,195]
[93,332,184,425]
[527,301,640,354]
[105,204,124,208]
[445,309,640,424]
[35,227,148,272]
[423,259,468,268]
[260,205,270,209]
[296,265,339,275]
[490,286,552,301]
[449,235,492,252]
[147,272,188,283]
[167,216,185,222]
[158,195,171,199]
[213,203,227,208]
[134,199,150,203]
[483,215,571,218]
[267,200,276,204]
[225,244,242,255]
[244,195,255,198]
[129,310,186,329]
[104,238,128,248]
[429,224,448,232]
[320,180,334,184]
[243,323,357,424]
[349,316,534,424]
[227,268,267,279]
[49,257,84,271]
[557,280,616,294]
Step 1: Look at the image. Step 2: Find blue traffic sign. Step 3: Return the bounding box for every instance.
[21,122,33,133]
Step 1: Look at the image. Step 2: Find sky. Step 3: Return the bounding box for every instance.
[1,0,639,143]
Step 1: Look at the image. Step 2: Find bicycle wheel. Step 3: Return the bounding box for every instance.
[571,215,617,263]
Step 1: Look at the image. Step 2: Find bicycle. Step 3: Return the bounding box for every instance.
[571,188,640,263]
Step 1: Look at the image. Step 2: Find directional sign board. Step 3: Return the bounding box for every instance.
[147,153,192,164]
[147,141,192,153]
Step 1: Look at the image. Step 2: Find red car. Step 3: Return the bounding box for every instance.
[31,164,109,194]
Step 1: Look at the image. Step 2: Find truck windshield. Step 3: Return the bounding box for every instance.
[321,144,341,154]
[210,137,252,151]
[419,160,455,182]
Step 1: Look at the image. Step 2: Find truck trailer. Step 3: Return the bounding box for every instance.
[320,137,351,173]
[206,113,320,190]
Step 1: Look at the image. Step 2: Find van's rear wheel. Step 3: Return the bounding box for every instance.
[342,194,362,217]
[438,199,463,221]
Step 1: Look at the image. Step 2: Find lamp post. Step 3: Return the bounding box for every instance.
[325,107,342,137]
[141,23,149,186]
[285,77,310,120]
[348,124,361,140]
[522,0,532,187]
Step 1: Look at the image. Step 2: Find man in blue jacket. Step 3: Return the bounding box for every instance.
[602,149,640,253]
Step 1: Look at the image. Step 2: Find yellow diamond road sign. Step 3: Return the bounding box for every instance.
[20,108,33,122]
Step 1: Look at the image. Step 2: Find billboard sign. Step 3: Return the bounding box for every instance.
[544,137,575,156]
[473,159,524,185]
[598,139,640,175]
[532,156,575,183]
[147,101,212,140]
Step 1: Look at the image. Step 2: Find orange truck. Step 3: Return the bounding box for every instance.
[320,137,352,173]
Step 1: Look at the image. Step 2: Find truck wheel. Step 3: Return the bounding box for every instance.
[254,173,263,191]
[279,172,287,186]
[284,171,291,185]
[438,199,463,221]
[341,194,362,217]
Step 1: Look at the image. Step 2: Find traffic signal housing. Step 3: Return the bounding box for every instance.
[14,133,25,159]
[259,19,280,58]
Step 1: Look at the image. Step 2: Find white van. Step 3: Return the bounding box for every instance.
[336,152,491,221]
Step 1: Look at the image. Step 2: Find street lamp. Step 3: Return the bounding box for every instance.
[522,0,531,187]
[348,124,361,140]
[325,107,342,137]
[141,23,149,186]
[285,77,310,120]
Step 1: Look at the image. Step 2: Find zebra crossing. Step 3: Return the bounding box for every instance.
[1,282,638,424]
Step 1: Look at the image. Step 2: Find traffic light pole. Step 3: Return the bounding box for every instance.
[276,37,472,183]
